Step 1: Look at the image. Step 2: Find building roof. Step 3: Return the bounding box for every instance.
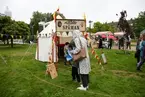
[0,13,6,16]
[114,32,125,36]
[96,31,113,35]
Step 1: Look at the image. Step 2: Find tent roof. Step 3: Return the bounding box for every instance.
[96,31,113,35]
[38,14,64,37]
[38,20,55,37]
[114,32,125,36]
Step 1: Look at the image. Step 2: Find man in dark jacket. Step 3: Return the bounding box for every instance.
[108,39,113,49]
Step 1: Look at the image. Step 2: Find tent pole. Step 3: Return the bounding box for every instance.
[37,37,39,60]
[52,34,54,63]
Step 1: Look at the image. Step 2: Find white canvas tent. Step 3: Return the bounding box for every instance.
[35,14,86,62]
[35,20,58,62]
[35,15,73,62]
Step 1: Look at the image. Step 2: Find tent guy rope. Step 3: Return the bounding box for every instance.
[0,54,7,64]
[15,44,110,97]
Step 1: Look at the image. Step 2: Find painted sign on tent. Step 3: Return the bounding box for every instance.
[56,19,86,32]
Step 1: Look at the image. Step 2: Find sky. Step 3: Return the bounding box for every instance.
[0,0,145,26]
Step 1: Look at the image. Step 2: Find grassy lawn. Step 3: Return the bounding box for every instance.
[0,44,145,97]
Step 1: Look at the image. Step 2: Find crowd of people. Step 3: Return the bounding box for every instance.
[63,30,144,91]
[97,37,113,49]
[96,35,132,50]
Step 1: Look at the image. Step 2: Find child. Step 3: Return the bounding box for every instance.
[64,42,70,65]
[68,44,80,83]
[137,33,145,71]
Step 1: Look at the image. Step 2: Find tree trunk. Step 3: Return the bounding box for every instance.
[22,37,25,44]
[7,39,9,45]
[3,40,5,44]
[11,37,13,48]
[23,39,24,44]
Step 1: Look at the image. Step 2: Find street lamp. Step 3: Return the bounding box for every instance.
[89,20,93,37]
[89,20,93,28]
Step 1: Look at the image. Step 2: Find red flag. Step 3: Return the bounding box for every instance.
[85,33,88,39]
[95,55,99,59]
[92,51,95,55]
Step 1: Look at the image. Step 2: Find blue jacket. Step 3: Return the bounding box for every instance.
[139,41,145,58]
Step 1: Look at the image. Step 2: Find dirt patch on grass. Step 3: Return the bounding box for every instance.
[11,52,33,56]
[111,70,145,79]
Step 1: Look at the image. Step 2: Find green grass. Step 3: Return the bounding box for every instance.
[0,44,145,97]
[131,39,137,42]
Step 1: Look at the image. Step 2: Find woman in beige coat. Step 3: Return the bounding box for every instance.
[70,30,91,91]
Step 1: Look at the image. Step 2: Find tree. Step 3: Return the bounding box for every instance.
[0,16,13,45]
[2,22,18,47]
[30,11,54,35]
[30,11,66,35]
[0,16,12,33]
[89,22,115,33]
[16,21,30,35]
[0,16,30,47]
[86,27,92,32]
[133,11,145,37]
[93,22,102,32]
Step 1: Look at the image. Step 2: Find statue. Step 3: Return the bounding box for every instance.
[117,10,132,53]
[117,10,132,38]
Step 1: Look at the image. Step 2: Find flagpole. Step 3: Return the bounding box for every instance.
[83,13,86,35]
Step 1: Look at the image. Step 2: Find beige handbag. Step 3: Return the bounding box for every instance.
[73,38,86,62]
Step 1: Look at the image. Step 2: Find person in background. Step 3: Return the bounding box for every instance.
[137,33,145,71]
[128,36,132,50]
[108,39,113,49]
[98,36,103,49]
[119,37,124,50]
[126,35,131,50]
[70,30,91,91]
[135,35,142,63]
[68,44,80,83]
[64,42,69,65]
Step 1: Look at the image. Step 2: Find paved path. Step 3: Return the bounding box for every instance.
[112,45,136,51]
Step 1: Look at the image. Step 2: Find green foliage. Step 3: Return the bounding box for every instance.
[133,11,145,37]
[0,16,12,33]
[0,16,30,47]
[2,22,18,35]
[30,11,54,35]
[0,16,30,36]
[86,27,93,33]
[16,21,30,35]
[88,22,115,33]
[30,11,66,34]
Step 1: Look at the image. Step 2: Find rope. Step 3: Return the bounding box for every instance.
[24,68,111,97]
[0,54,7,64]
[12,44,110,97]
[18,44,33,65]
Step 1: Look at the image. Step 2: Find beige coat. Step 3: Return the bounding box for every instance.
[71,30,91,74]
